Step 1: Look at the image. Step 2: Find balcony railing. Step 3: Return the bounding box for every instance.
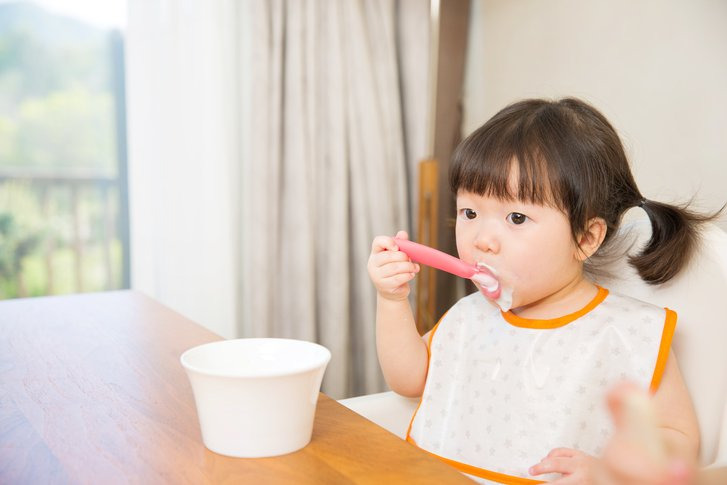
[0,167,129,298]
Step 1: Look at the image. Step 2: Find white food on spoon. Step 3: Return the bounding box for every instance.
[471,272,498,292]
[474,262,513,312]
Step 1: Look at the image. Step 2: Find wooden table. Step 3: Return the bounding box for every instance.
[0,291,473,484]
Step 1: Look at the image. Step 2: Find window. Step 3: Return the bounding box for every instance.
[0,1,128,298]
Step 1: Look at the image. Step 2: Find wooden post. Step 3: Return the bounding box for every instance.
[72,185,84,293]
[415,160,439,334]
[41,185,55,294]
[430,0,470,322]
[102,185,114,290]
[414,0,471,332]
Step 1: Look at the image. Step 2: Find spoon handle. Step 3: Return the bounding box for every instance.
[393,238,476,279]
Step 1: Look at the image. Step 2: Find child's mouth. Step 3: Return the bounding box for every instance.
[473,263,513,311]
[472,267,501,299]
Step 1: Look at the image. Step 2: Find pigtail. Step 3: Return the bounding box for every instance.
[629,199,723,285]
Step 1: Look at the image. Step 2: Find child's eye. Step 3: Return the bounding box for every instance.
[459,208,477,220]
[506,212,528,225]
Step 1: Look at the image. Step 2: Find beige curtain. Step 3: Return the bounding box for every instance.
[240,0,429,398]
[126,1,241,339]
[127,0,429,399]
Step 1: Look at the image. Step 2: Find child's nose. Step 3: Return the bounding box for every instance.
[474,229,500,254]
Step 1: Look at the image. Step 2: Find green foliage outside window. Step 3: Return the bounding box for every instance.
[0,2,125,299]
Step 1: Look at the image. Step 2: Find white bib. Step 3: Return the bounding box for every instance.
[407,287,675,484]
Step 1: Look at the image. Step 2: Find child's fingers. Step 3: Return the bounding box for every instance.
[368,232,419,297]
[371,230,412,253]
[606,381,641,428]
[380,272,417,291]
[371,235,398,253]
[371,249,413,267]
[377,261,420,279]
[547,448,580,458]
[368,249,415,280]
[529,456,577,476]
[665,460,694,485]
[547,475,582,485]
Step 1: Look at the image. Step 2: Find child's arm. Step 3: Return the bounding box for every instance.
[367,231,428,397]
[650,351,700,463]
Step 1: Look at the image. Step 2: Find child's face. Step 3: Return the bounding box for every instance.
[455,189,584,312]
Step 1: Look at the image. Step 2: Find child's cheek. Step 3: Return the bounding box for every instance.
[502,259,539,299]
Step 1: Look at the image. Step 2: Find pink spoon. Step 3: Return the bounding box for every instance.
[393,237,501,300]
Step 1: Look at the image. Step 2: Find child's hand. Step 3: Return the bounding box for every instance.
[529,448,599,484]
[595,383,695,485]
[367,230,420,301]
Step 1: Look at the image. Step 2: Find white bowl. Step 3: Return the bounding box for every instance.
[180,338,331,458]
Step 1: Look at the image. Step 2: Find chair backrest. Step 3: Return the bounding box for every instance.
[596,216,727,466]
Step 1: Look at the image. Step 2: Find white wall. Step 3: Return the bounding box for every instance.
[464,0,727,228]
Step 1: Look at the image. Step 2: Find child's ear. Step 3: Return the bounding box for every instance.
[576,217,607,261]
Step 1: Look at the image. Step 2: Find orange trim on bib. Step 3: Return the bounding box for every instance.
[427,316,443,352]
[502,286,609,329]
[406,316,445,443]
[649,308,677,393]
[406,435,545,484]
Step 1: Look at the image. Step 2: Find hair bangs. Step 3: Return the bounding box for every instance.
[450,115,566,211]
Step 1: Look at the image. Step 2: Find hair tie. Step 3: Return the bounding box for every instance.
[638,198,648,208]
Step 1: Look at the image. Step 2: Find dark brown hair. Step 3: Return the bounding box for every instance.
[450,97,722,285]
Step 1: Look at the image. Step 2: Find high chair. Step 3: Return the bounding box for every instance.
[340,218,727,468]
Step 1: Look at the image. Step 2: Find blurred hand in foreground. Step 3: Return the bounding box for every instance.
[597,383,695,485]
